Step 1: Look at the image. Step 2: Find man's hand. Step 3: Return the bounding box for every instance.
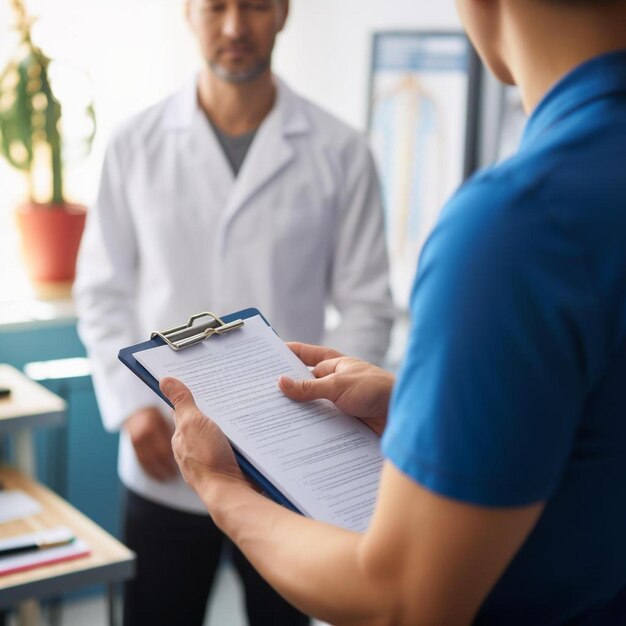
[123,407,178,481]
[279,343,395,437]
[160,377,249,500]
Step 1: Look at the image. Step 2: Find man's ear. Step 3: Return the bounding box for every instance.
[276,0,289,33]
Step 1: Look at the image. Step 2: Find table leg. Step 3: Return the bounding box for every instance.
[17,600,40,626]
[13,431,39,626]
[107,583,120,626]
[14,430,36,476]
[48,598,63,626]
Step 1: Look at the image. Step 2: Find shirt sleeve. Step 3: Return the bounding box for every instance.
[324,135,395,365]
[73,130,158,432]
[382,175,597,506]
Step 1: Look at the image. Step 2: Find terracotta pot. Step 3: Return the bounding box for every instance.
[16,202,87,299]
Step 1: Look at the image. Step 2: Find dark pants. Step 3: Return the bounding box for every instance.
[122,488,310,626]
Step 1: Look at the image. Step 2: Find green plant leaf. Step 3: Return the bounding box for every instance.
[0,3,97,205]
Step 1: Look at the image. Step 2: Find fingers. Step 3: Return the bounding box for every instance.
[154,422,179,475]
[136,418,178,481]
[160,377,197,422]
[286,342,343,367]
[312,357,343,379]
[278,373,339,404]
[139,451,177,481]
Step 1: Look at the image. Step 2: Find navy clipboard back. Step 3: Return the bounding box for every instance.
[118,307,301,514]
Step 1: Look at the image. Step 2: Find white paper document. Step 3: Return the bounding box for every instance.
[0,490,41,524]
[0,527,90,576]
[134,315,383,532]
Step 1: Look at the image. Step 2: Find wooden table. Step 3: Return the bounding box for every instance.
[0,365,134,624]
[0,466,135,624]
[0,364,66,475]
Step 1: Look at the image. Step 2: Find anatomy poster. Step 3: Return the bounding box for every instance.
[369,32,471,308]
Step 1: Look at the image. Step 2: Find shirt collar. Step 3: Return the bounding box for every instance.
[521,49,626,147]
[163,75,197,130]
[163,74,310,137]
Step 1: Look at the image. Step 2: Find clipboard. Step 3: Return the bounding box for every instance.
[118,307,302,514]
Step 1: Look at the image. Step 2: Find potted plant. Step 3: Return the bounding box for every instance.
[0,0,95,299]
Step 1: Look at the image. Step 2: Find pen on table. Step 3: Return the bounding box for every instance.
[0,536,75,558]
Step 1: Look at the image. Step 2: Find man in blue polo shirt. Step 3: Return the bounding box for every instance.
[161,0,626,623]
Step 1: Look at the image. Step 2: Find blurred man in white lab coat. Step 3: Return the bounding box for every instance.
[74,0,393,624]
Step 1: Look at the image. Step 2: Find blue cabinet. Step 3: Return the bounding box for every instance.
[0,318,121,538]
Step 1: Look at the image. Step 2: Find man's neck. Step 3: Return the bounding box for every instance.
[503,1,626,114]
[197,68,276,136]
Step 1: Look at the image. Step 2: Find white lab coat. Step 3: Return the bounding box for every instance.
[74,76,394,513]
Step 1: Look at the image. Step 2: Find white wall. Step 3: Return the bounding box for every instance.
[275,1,461,130]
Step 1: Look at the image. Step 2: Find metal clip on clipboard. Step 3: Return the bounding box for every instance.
[151,312,244,351]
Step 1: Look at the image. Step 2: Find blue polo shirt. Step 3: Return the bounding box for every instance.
[382,50,626,625]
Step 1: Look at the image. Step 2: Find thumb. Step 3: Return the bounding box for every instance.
[160,377,197,414]
[279,375,337,404]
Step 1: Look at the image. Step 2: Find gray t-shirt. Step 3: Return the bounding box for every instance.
[208,118,257,176]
